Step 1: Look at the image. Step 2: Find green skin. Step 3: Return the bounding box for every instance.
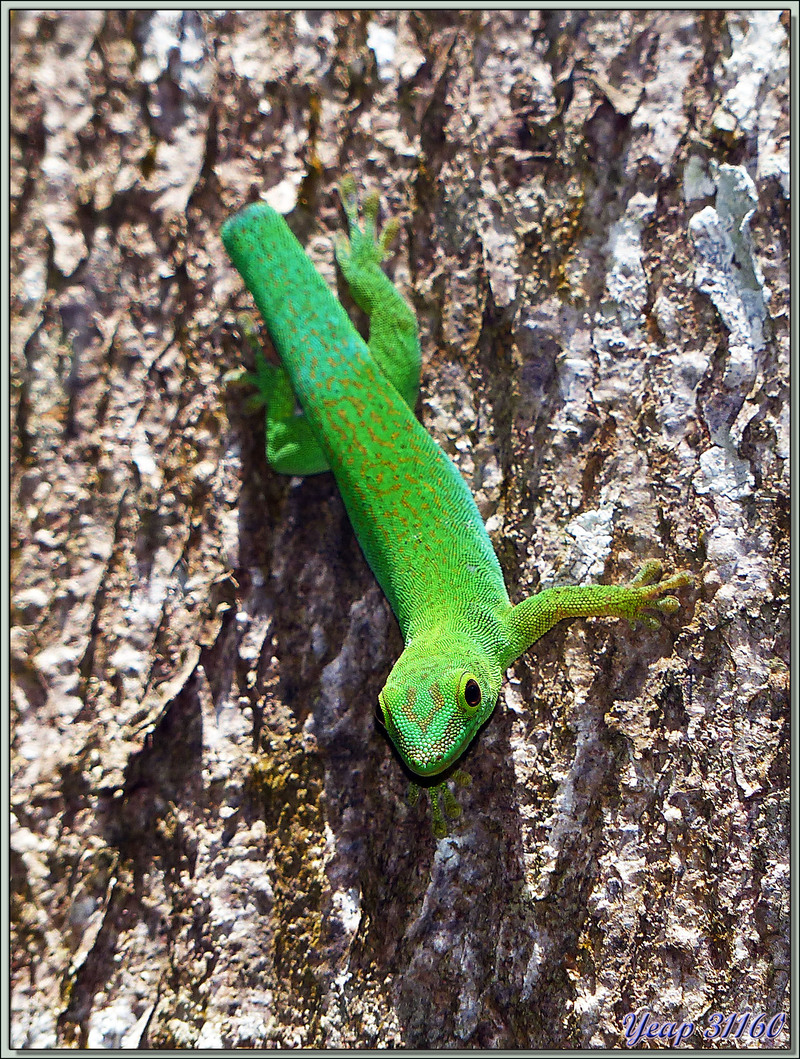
[221,180,692,833]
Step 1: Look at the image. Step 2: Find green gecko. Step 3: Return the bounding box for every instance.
[221,179,693,836]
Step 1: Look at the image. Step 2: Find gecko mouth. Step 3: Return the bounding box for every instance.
[375,693,387,728]
[379,701,466,777]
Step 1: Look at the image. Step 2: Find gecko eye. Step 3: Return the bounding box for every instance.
[457,674,482,716]
[464,679,481,707]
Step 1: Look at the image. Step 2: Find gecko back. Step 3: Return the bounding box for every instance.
[221,203,510,642]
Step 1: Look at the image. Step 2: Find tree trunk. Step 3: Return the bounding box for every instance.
[10,9,789,1049]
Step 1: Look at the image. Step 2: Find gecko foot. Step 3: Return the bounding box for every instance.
[223,314,280,412]
[335,177,400,276]
[408,768,472,838]
[623,560,694,630]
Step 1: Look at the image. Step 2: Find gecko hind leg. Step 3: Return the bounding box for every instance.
[226,314,330,476]
[335,178,422,410]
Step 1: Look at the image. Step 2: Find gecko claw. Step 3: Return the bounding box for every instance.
[408,768,472,838]
[379,217,400,254]
[656,595,681,616]
[362,191,380,238]
[630,559,664,587]
[338,173,357,205]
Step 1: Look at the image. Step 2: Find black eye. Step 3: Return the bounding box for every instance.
[464,679,481,708]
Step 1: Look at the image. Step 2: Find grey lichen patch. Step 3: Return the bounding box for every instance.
[601,193,656,333]
[25,12,104,275]
[683,155,716,203]
[139,12,215,217]
[693,445,754,503]
[711,11,789,193]
[688,163,768,391]
[592,192,657,412]
[557,503,616,586]
[684,160,777,625]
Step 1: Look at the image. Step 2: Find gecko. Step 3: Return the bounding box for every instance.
[221,179,693,836]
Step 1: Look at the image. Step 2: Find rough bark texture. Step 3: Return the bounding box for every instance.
[10,9,789,1049]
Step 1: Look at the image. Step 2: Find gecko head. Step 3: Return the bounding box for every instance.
[376,635,501,777]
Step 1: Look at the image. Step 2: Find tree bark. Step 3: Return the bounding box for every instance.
[10,9,789,1049]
